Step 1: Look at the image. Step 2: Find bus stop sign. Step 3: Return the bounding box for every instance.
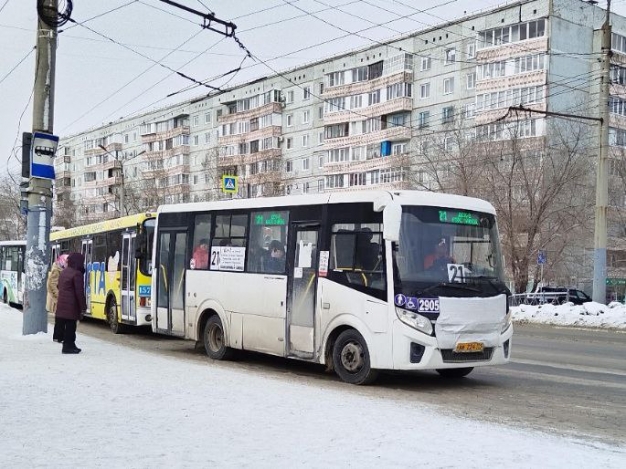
[30,131,58,180]
[537,250,546,265]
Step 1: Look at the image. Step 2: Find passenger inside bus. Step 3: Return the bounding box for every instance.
[265,240,286,273]
[192,239,209,269]
[423,238,455,270]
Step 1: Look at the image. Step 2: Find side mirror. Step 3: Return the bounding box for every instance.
[382,201,402,242]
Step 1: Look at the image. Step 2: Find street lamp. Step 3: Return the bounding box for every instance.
[98,145,146,216]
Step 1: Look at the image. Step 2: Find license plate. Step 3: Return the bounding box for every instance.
[454,342,484,353]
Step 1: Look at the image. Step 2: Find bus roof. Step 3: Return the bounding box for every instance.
[157,190,496,216]
[50,212,155,241]
[0,240,26,247]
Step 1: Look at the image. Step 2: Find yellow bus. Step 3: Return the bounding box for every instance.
[50,213,155,333]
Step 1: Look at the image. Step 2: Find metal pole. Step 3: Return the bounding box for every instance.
[593,0,611,304]
[119,151,125,216]
[23,0,57,334]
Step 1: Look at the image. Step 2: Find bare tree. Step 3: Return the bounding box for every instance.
[0,173,25,240]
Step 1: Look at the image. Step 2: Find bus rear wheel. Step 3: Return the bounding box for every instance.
[332,329,378,385]
[203,315,232,360]
[436,367,474,379]
[107,298,125,334]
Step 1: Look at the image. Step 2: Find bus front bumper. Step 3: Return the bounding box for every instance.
[391,319,513,371]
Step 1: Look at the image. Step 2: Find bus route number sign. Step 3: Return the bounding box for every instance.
[417,298,440,313]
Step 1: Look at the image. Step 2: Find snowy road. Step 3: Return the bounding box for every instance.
[72,318,626,447]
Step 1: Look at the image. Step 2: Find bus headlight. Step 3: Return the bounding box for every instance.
[501,309,512,333]
[395,308,433,335]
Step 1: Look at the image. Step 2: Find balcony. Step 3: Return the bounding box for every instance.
[217,148,281,168]
[476,36,548,63]
[144,145,190,159]
[244,170,282,185]
[323,153,409,174]
[323,97,413,126]
[55,170,71,180]
[327,180,409,193]
[101,159,122,171]
[476,70,547,93]
[158,183,190,195]
[218,102,283,124]
[324,126,412,150]
[218,125,282,146]
[474,101,546,125]
[141,125,190,144]
[322,71,413,99]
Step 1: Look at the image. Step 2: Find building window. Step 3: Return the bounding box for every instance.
[193,115,200,126]
[286,160,293,172]
[193,135,199,146]
[318,179,325,192]
[302,134,309,147]
[420,83,430,99]
[319,82,324,94]
[302,110,310,124]
[287,138,293,149]
[318,106,323,119]
[204,132,211,144]
[418,111,430,128]
[287,91,294,103]
[444,48,456,65]
[443,77,454,95]
[318,155,324,167]
[465,103,475,119]
[442,106,455,123]
[303,86,311,100]
[287,114,293,127]
[420,56,431,71]
[302,158,310,171]
[368,90,381,105]
[467,42,476,58]
[318,131,324,144]
[466,72,476,89]
[205,113,211,124]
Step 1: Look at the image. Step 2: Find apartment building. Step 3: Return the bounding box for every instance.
[55,0,626,293]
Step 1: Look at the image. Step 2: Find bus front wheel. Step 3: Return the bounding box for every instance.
[436,367,474,379]
[203,315,232,360]
[332,329,378,385]
[107,298,125,334]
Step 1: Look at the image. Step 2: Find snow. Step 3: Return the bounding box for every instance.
[511,301,626,329]
[1,304,625,468]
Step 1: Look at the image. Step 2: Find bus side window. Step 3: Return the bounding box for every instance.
[247,211,289,274]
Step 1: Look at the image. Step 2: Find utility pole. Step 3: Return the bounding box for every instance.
[593,0,611,304]
[23,0,58,334]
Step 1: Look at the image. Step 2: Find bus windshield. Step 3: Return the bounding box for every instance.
[393,206,507,297]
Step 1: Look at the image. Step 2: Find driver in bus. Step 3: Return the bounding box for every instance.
[424,238,455,270]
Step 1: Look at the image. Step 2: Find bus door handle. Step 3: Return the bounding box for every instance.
[322,302,330,310]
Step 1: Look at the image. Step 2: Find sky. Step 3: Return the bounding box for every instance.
[1,302,625,468]
[0,0,619,179]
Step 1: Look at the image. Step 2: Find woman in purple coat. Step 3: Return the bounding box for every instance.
[55,252,87,354]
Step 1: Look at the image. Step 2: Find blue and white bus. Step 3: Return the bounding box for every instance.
[0,240,26,307]
[151,190,513,384]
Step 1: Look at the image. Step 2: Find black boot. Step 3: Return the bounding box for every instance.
[62,347,81,354]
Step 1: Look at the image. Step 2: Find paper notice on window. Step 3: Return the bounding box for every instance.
[294,267,303,278]
[298,240,313,268]
[318,251,329,277]
[210,246,246,271]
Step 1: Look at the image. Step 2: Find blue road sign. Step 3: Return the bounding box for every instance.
[537,250,546,265]
[222,175,237,193]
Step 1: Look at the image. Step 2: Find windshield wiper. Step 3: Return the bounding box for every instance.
[467,275,510,295]
[414,282,481,296]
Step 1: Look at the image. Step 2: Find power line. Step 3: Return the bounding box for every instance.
[0,46,35,86]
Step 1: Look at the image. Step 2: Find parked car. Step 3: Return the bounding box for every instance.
[538,287,592,305]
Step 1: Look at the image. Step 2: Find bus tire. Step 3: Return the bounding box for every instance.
[106,297,125,335]
[332,329,378,385]
[436,367,474,379]
[203,315,232,360]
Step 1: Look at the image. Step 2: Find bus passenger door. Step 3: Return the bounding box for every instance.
[286,226,319,359]
[81,239,93,314]
[120,233,136,323]
[155,230,187,337]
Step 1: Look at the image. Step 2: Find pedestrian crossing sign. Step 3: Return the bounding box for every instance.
[222,175,238,193]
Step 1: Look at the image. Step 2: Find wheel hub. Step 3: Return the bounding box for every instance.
[340,342,364,372]
[208,325,223,352]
